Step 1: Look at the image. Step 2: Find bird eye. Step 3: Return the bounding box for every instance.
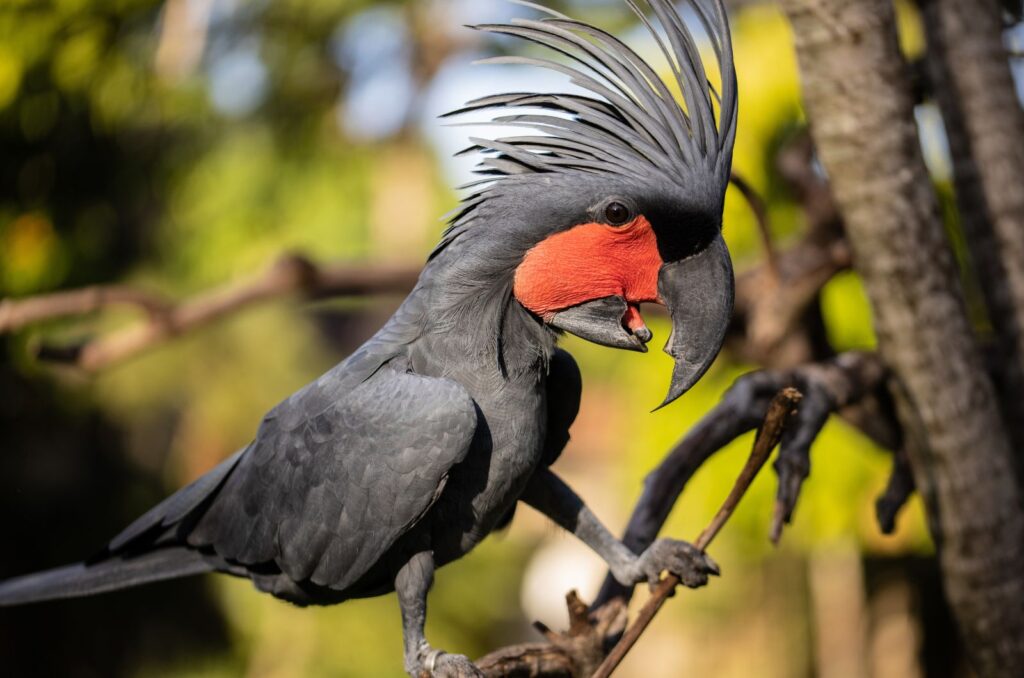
[604,201,631,226]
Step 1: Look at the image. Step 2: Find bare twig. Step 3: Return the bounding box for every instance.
[595,352,893,607]
[591,388,803,678]
[728,131,851,368]
[594,370,781,607]
[0,286,173,332]
[729,171,779,281]
[775,131,842,243]
[1,254,419,371]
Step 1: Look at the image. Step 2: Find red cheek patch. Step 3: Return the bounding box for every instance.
[513,215,663,320]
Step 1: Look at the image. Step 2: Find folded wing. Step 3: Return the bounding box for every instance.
[188,363,478,590]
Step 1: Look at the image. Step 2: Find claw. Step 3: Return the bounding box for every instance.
[412,647,483,678]
[426,652,484,678]
[634,538,716,591]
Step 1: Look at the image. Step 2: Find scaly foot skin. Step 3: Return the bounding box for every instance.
[620,538,720,590]
[411,647,484,678]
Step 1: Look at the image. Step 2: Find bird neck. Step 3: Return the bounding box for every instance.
[421,239,555,380]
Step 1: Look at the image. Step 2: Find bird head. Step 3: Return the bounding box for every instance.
[443,0,737,408]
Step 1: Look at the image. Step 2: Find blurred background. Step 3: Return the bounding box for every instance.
[2,0,1009,676]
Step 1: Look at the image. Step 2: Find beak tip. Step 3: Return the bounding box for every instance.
[654,234,735,413]
[652,379,689,412]
[653,358,707,412]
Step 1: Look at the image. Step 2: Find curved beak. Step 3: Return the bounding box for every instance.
[656,234,734,409]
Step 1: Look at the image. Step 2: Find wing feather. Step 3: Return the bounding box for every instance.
[189,363,477,591]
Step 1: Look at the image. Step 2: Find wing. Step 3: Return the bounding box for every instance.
[188,362,478,591]
[542,348,583,466]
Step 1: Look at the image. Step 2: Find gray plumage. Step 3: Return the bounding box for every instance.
[444,0,736,191]
[0,2,738,675]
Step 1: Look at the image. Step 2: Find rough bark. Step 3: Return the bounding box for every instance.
[920,0,1024,464]
[780,1,1024,675]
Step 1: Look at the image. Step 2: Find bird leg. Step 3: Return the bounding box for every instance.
[521,470,718,591]
[396,551,483,678]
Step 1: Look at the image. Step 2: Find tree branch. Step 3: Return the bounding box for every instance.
[920,0,1024,467]
[0,286,174,332]
[782,0,1024,669]
[0,254,420,371]
[594,351,892,608]
[729,171,779,281]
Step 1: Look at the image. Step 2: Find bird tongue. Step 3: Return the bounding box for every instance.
[624,304,652,344]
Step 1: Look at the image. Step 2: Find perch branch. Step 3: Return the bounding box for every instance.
[595,351,894,607]
[591,388,803,678]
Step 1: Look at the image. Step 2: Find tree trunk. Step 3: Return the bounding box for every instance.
[780,1,1024,675]
[920,0,1024,465]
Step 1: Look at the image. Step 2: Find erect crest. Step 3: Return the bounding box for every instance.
[444,0,738,195]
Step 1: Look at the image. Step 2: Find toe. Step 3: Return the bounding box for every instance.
[676,566,709,589]
[434,653,484,678]
[703,552,721,576]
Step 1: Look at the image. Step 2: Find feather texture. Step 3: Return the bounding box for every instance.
[434,0,738,260]
[444,0,736,184]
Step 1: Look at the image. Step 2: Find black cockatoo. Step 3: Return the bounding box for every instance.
[0,1,738,675]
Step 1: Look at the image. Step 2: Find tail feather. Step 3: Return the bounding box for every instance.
[0,547,217,607]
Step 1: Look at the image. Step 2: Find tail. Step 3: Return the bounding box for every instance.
[0,547,217,607]
[1,448,246,607]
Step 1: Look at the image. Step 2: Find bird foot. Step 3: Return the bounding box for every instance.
[414,648,484,678]
[631,538,719,591]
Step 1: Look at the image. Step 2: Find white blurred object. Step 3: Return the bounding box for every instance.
[520,536,608,631]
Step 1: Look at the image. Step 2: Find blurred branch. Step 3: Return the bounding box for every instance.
[0,287,174,331]
[155,0,213,82]
[775,131,843,243]
[729,171,778,280]
[595,351,894,608]
[5,163,844,377]
[1,254,419,372]
[876,445,916,535]
[733,237,851,365]
[728,131,851,370]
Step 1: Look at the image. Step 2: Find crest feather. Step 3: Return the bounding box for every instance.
[443,0,738,192]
